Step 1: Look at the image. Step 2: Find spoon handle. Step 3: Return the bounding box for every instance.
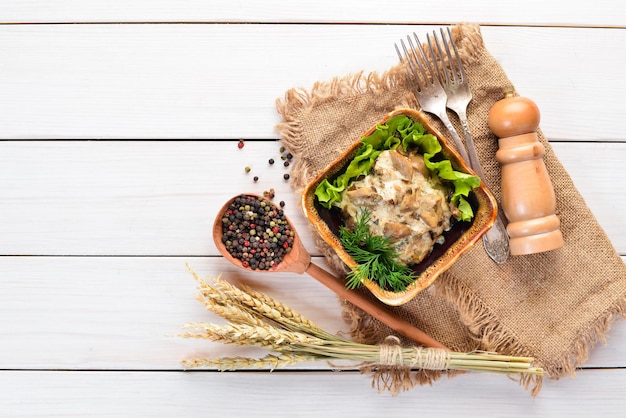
[305,262,448,349]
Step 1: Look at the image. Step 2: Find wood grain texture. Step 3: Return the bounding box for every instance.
[2,9,625,416]
[2,369,626,417]
[0,141,623,256]
[1,255,624,369]
[0,256,349,370]
[0,25,625,140]
[1,0,625,25]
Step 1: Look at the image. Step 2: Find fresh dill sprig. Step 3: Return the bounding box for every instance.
[339,209,417,292]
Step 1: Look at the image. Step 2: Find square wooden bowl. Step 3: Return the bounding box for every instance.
[301,108,498,306]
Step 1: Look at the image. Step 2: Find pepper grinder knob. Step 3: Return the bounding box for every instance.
[488,87,564,255]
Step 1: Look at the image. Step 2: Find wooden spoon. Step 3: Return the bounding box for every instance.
[213,193,447,349]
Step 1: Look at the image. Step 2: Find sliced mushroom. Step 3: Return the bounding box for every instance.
[345,186,374,199]
[387,150,415,181]
[383,222,411,240]
[420,195,444,228]
[399,190,421,213]
[408,153,430,178]
[345,187,380,206]
[339,146,456,268]
[398,234,433,265]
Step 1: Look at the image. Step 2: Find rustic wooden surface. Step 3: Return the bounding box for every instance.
[1,2,625,416]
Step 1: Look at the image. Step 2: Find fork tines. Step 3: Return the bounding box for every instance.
[430,27,466,88]
[394,28,472,164]
[395,33,437,93]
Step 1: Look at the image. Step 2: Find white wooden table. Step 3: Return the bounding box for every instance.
[1,2,625,416]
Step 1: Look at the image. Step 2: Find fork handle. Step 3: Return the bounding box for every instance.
[481,214,510,264]
[457,110,486,178]
[437,111,471,164]
[454,109,511,264]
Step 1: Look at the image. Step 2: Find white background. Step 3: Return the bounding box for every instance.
[1,2,625,417]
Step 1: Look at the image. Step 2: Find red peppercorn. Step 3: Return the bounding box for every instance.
[220,194,294,272]
[237,139,245,149]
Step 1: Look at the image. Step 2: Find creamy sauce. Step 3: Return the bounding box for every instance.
[340,149,456,266]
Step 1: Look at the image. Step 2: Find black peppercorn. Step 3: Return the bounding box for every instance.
[220,194,294,271]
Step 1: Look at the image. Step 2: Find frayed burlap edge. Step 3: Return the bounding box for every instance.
[275,25,485,195]
[274,24,543,394]
[275,70,405,191]
[274,24,555,396]
[436,273,626,395]
[438,273,626,379]
[275,67,458,394]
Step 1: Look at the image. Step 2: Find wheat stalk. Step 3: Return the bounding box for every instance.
[211,277,287,324]
[182,353,315,370]
[181,268,544,396]
[238,283,322,331]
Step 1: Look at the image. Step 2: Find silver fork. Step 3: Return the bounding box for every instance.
[396,30,510,264]
[428,27,510,264]
[395,35,470,164]
[430,27,483,176]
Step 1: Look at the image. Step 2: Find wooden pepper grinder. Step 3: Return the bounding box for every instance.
[488,87,564,255]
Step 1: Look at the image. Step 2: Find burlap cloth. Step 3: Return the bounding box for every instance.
[275,24,626,391]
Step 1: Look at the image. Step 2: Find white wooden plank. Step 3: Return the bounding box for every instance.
[0,25,624,141]
[0,141,624,256]
[551,142,626,254]
[1,369,626,417]
[0,140,319,255]
[0,10,622,416]
[1,0,625,26]
[0,256,624,370]
[0,256,349,370]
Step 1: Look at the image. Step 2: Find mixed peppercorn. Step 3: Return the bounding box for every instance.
[220,194,295,270]
[238,141,293,184]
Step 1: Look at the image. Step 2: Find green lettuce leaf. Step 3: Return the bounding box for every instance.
[314,114,480,221]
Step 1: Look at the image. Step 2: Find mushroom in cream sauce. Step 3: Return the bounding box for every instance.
[340,149,458,266]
